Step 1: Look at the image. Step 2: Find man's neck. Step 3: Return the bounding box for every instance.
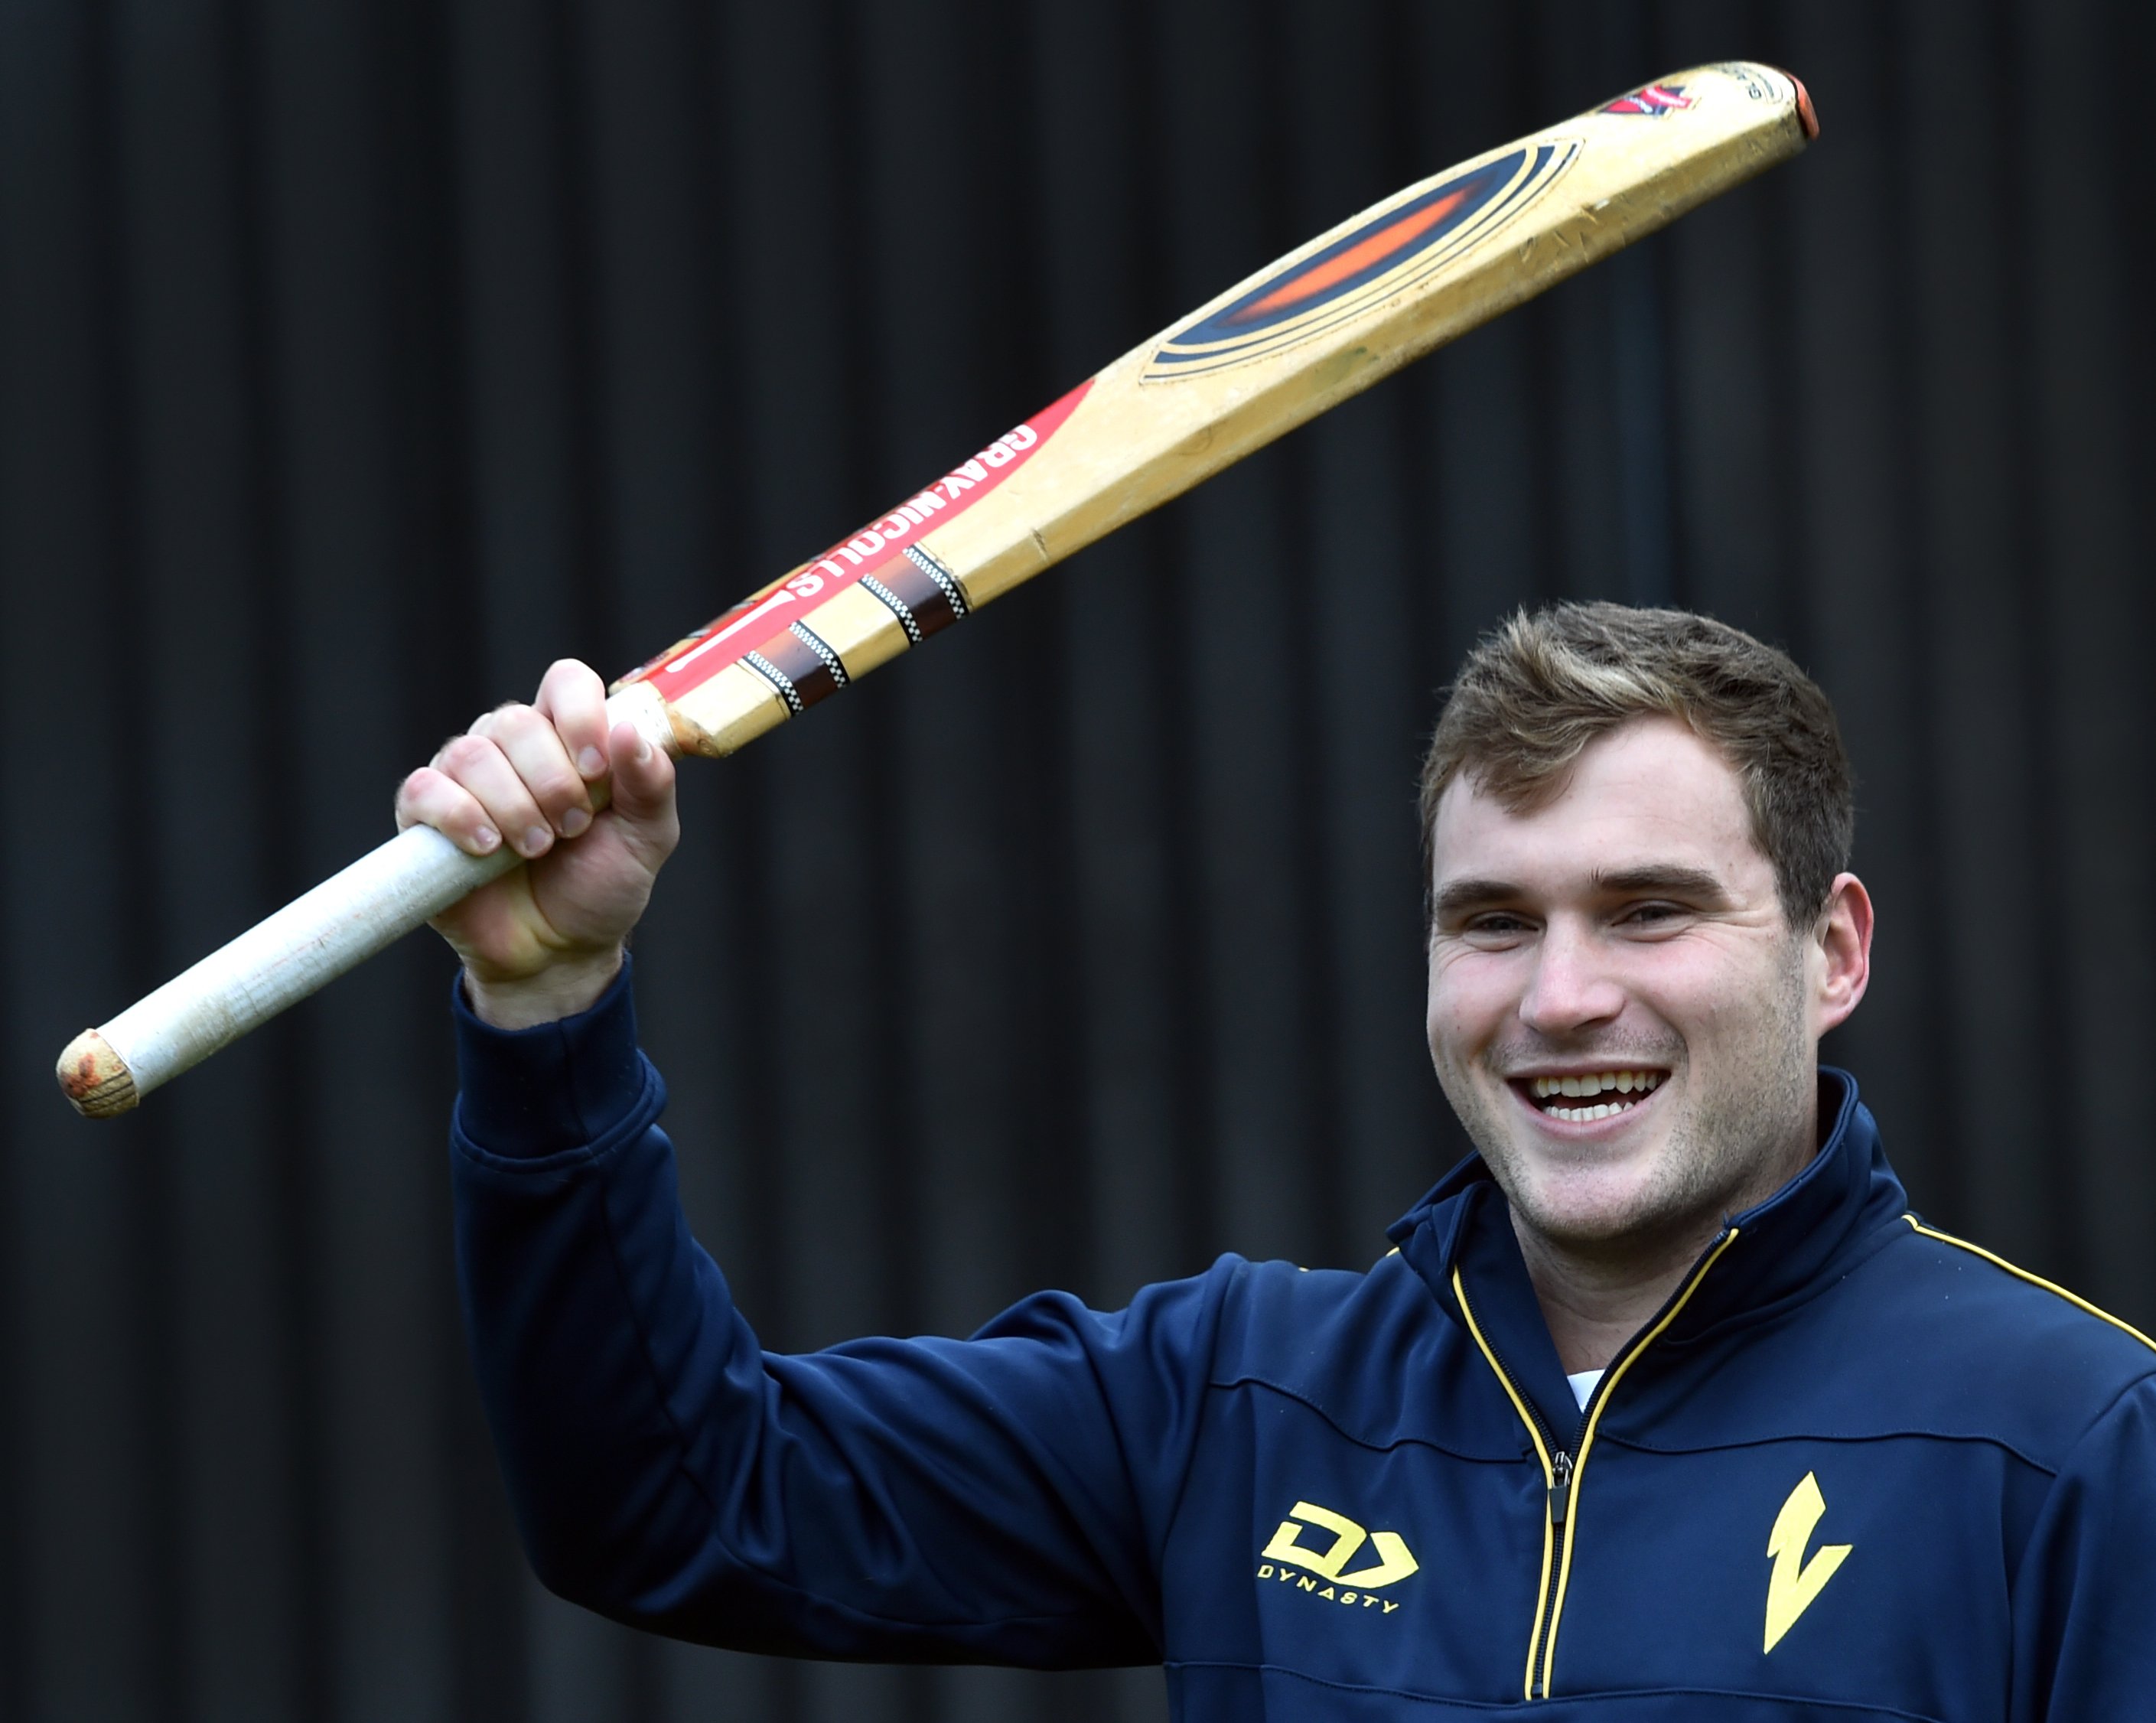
[1511,1215,1718,1375]
[1513,1125,1821,1375]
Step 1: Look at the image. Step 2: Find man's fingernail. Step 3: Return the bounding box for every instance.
[635,734,652,762]
[473,826,500,853]
[560,806,590,838]
[577,748,605,777]
[521,826,552,856]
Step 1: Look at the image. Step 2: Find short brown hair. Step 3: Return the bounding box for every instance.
[1419,603,1855,927]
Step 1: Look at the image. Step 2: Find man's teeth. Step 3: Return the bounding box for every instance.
[1527,1070,1664,1122]
[1529,1070,1663,1099]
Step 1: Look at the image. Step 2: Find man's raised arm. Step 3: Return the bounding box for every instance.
[404,665,1208,1663]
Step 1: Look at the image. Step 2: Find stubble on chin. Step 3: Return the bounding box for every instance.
[1431,957,1817,1261]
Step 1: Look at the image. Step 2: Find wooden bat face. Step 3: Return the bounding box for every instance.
[617,62,1813,761]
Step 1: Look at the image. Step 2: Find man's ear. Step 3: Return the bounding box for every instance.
[1812,872,1873,1037]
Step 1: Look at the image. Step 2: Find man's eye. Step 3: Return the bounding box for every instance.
[1464,914,1532,936]
[1619,901,1685,926]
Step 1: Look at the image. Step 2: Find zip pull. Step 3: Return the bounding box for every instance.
[1549,1451,1575,1526]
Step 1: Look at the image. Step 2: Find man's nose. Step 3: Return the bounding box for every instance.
[1518,922,1626,1035]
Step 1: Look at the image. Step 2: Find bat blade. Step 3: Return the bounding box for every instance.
[58,62,1814,1116]
[622,61,1815,760]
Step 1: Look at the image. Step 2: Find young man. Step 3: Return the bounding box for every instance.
[403,603,2154,1718]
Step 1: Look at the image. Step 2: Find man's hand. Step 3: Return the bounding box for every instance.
[395,660,680,1028]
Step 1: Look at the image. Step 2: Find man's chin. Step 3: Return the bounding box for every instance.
[1492,1151,1696,1253]
[1510,1184,1666,1249]
[1445,1079,1708,1247]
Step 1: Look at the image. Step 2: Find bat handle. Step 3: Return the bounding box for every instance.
[57,682,680,1118]
[57,825,522,1116]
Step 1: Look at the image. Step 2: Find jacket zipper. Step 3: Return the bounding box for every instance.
[1548,1448,1574,1528]
[1453,1227,1741,1701]
[1448,1271,1568,1702]
[1530,1227,1742,1697]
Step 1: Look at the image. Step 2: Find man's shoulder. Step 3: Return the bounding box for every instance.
[1207,1249,1425,1357]
[1201,1251,1517,1459]
[1612,1214,2155,1469]
[1878,1217,2156,1379]
[1809,1214,2156,1461]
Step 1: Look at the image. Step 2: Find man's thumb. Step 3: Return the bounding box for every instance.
[606,720,676,822]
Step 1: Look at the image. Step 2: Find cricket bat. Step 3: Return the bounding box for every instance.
[59,63,1816,1117]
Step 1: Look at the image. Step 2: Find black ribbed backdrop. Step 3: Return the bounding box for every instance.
[4,2,2152,1718]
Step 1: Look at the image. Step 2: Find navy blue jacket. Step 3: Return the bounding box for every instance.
[451,969,2156,1719]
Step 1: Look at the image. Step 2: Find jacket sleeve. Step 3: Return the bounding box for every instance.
[448,965,1223,1666]
[2011,1370,2156,1720]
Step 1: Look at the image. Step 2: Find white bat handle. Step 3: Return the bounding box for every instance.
[57,826,521,1116]
[57,683,678,1117]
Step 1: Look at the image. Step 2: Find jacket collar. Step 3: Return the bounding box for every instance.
[1386,1068,1908,1441]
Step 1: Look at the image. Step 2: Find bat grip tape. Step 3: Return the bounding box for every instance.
[57,686,676,1117]
[58,825,523,1116]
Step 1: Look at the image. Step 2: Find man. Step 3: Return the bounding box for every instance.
[402,602,2154,1718]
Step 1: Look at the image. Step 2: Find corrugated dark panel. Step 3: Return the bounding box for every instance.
[5,1,2153,1718]
[2,8,172,1720]
[1897,0,2055,1280]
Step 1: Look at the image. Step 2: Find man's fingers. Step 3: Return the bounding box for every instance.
[394,766,506,857]
[434,734,555,858]
[484,705,594,842]
[534,660,612,783]
[402,663,666,883]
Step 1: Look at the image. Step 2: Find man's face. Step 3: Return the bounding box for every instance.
[1425,717,1839,1258]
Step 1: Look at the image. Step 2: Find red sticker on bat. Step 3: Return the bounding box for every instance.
[1601,82,1695,117]
[621,379,1093,704]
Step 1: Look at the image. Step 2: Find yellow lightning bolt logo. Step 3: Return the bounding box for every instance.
[1764,1471,1852,1653]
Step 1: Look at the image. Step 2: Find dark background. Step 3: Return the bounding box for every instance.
[3,1,2151,1718]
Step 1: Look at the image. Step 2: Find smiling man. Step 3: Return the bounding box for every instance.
[1418,608,1872,1389]
[415,601,2154,1719]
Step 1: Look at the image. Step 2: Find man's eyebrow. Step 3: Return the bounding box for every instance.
[1591,864,1733,903]
[1430,878,1524,920]
[1430,865,1734,922]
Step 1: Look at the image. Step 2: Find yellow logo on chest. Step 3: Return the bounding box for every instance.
[1257,1500,1420,1612]
[1764,1471,1852,1653]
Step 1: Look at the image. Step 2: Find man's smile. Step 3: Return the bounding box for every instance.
[1506,1068,1669,1127]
